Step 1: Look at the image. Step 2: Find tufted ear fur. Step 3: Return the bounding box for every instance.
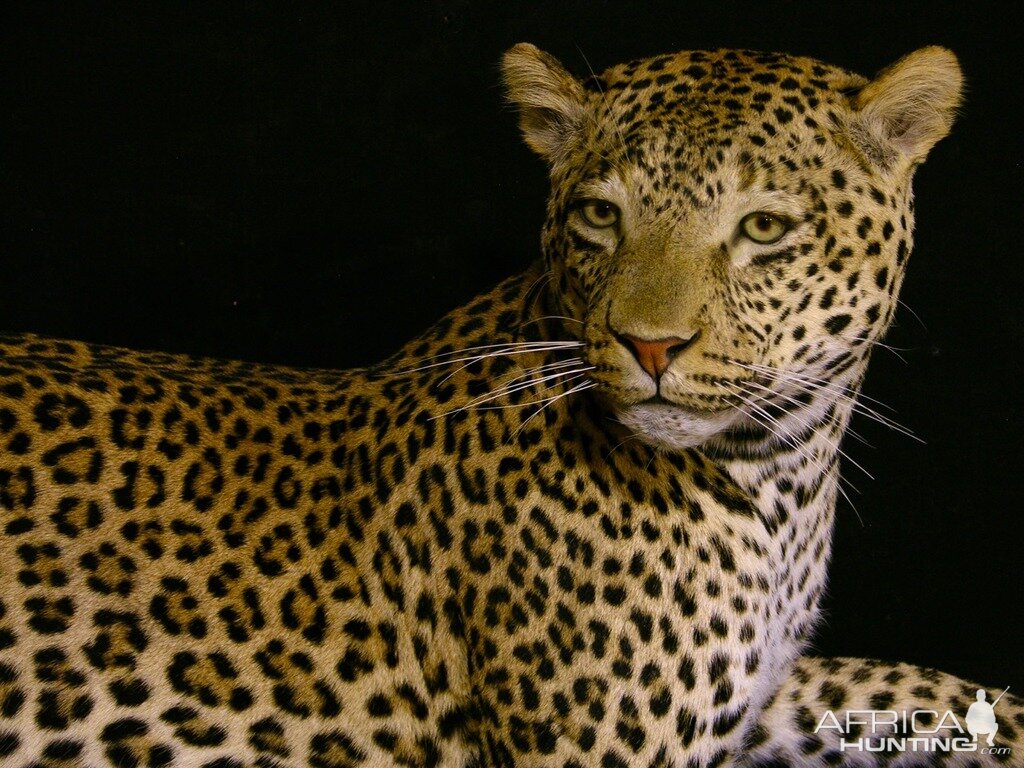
[848,47,963,170]
[502,43,587,163]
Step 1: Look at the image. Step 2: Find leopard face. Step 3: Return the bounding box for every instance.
[503,45,961,450]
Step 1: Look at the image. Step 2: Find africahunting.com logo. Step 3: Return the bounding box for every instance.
[814,687,1011,756]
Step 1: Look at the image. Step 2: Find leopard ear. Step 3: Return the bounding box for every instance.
[502,43,587,163]
[849,47,964,170]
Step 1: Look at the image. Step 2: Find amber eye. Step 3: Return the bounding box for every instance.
[740,212,789,244]
[578,199,620,229]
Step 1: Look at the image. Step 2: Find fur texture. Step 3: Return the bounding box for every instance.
[0,44,1018,768]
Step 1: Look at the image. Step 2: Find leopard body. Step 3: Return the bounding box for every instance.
[0,44,1020,768]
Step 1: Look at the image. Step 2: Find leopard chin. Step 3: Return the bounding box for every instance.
[613,401,742,450]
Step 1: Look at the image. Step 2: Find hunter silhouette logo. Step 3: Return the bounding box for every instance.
[966,687,1009,747]
[814,686,1012,756]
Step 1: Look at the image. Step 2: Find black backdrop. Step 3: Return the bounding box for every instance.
[4,2,1022,691]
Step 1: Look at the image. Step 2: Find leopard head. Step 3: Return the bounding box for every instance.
[502,44,962,450]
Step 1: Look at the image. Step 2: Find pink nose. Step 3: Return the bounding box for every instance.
[619,332,700,379]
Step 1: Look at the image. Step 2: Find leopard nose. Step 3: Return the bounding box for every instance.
[617,331,701,379]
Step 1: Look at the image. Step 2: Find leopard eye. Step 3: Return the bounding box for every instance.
[740,212,789,244]
[578,199,620,229]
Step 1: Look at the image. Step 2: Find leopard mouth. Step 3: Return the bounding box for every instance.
[612,399,743,450]
[638,393,673,406]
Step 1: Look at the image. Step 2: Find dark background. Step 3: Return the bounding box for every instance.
[3,2,1021,691]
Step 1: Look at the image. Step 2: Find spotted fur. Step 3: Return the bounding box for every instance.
[0,45,1019,767]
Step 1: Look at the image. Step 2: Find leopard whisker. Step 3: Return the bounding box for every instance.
[520,314,585,327]
[495,357,587,385]
[753,366,921,443]
[725,381,820,458]
[738,380,875,481]
[574,45,631,162]
[482,359,589,396]
[431,368,594,420]
[842,335,915,353]
[896,297,928,331]
[739,362,916,439]
[471,357,587,393]
[601,415,647,460]
[842,334,912,363]
[392,341,583,375]
[733,361,918,442]
[522,268,554,305]
[512,380,597,438]
[456,366,594,412]
[604,430,644,460]
[741,377,873,447]
[435,348,583,386]
[451,376,591,415]
[517,269,556,334]
[724,383,862,523]
[736,361,895,413]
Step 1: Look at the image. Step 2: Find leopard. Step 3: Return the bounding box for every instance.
[0,42,1020,768]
